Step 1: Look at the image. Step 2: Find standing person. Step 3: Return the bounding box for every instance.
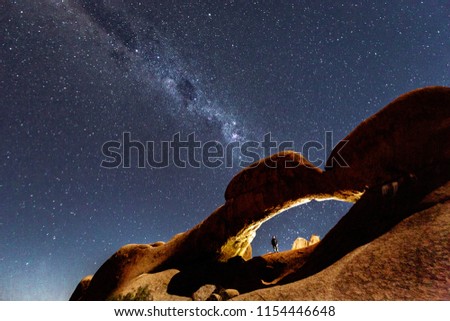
[271,236,279,253]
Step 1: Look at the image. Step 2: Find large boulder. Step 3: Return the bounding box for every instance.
[292,238,309,250]
[292,235,321,250]
[309,234,320,245]
[326,86,450,192]
[192,284,216,301]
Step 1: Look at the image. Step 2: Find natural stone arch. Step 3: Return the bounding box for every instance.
[78,86,450,300]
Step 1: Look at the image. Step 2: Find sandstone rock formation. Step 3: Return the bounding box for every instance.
[309,234,320,245]
[292,234,320,250]
[90,242,318,300]
[326,86,450,192]
[236,179,450,300]
[292,238,308,250]
[71,86,450,301]
[69,275,92,301]
[108,269,188,301]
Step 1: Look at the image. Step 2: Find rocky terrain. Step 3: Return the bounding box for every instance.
[70,86,450,301]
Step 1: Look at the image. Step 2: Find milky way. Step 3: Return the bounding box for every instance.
[62,0,251,144]
[1,0,449,300]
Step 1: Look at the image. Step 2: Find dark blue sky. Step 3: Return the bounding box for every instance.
[1,0,449,300]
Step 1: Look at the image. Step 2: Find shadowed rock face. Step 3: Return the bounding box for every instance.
[326,86,450,191]
[69,275,92,301]
[72,86,450,300]
[280,161,450,286]
[236,178,450,300]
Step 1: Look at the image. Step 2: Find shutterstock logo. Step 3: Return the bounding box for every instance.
[100,132,348,169]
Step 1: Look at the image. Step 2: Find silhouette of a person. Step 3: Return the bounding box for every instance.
[271,236,279,253]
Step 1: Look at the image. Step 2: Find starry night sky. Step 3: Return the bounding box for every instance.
[1,0,449,300]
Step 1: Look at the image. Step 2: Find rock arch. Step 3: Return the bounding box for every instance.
[78,86,450,300]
